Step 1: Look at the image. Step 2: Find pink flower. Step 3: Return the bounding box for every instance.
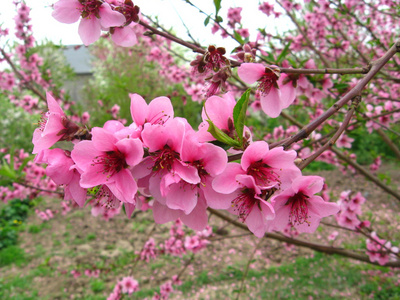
[366,232,399,265]
[52,0,126,45]
[213,141,300,194]
[120,276,139,294]
[129,93,174,128]
[32,92,79,154]
[34,148,87,207]
[237,63,296,117]
[269,176,340,233]
[71,123,143,204]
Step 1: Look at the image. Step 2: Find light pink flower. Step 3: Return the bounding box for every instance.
[52,0,126,45]
[71,124,143,204]
[269,176,340,233]
[237,63,296,118]
[120,276,139,294]
[34,148,87,207]
[32,92,78,154]
[129,93,174,128]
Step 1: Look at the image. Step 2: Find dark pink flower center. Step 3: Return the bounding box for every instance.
[151,147,180,173]
[79,0,103,18]
[285,192,310,226]
[92,149,127,179]
[232,189,257,222]
[257,67,280,95]
[94,185,119,208]
[247,161,281,189]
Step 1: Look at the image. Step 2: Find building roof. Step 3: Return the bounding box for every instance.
[63,45,93,75]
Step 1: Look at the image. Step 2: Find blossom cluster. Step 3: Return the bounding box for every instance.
[33,90,340,238]
[52,0,140,46]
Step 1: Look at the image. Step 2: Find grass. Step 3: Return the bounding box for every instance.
[0,245,28,267]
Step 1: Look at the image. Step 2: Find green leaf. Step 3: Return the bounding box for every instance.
[233,31,244,44]
[276,41,292,63]
[204,15,211,26]
[232,89,251,145]
[214,0,222,16]
[206,120,241,148]
[0,159,17,180]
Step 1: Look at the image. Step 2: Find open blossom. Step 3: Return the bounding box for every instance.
[52,0,126,45]
[34,148,87,207]
[71,121,143,204]
[32,92,79,154]
[120,276,139,294]
[238,63,296,118]
[268,176,340,233]
[366,232,399,265]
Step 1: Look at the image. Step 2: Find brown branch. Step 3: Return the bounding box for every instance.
[281,40,400,150]
[298,95,360,170]
[331,148,400,202]
[208,208,400,267]
[376,128,400,159]
[0,48,47,102]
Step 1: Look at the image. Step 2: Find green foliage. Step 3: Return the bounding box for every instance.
[0,199,33,250]
[90,279,105,293]
[29,41,75,97]
[0,245,27,267]
[0,94,39,152]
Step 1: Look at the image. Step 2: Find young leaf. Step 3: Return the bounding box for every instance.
[232,89,251,145]
[276,41,292,63]
[214,0,222,16]
[204,15,211,26]
[206,120,241,148]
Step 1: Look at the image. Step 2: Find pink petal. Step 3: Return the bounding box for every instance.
[103,120,126,133]
[180,198,208,231]
[245,204,267,238]
[107,169,137,203]
[78,17,101,45]
[152,201,180,224]
[64,171,87,207]
[52,0,82,24]
[212,163,244,194]
[71,141,102,172]
[260,87,282,118]
[308,196,340,219]
[112,26,138,47]
[237,63,265,84]
[202,178,233,209]
[116,138,143,167]
[202,95,235,130]
[292,175,324,195]
[241,141,270,171]
[280,77,296,108]
[173,161,200,185]
[130,93,148,126]
[200,143,228,176]
[98,3,126,28]
[124,202,136,218]
[91,127,118,152]
[147,96,174,125]
[46,92,64,114]
[166,182,198,214]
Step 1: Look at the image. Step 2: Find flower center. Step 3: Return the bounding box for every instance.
[285,192,310,226]
[231,189,257,222]
[247,161,281,189]
[257,67,280,95]
[79,0,103,18]
[151,147,180,173]
[94,185,120,208]
[92,149,127,179]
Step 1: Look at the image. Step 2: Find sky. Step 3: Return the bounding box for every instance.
[0,0,290,53]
